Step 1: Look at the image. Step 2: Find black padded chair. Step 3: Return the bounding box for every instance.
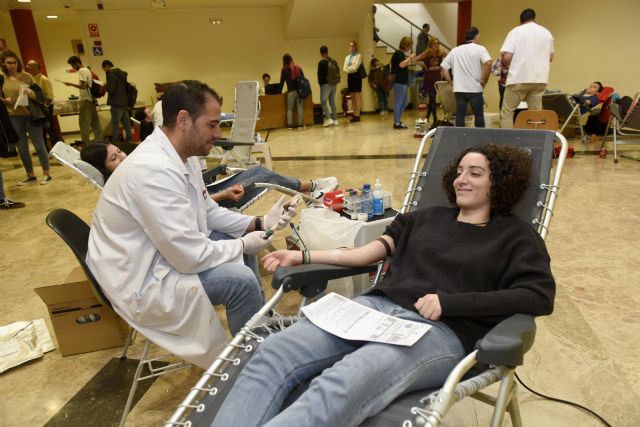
[167,128,569,427]
[46,209,191,427]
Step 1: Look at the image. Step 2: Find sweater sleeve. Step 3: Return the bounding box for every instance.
[438,230,555,318]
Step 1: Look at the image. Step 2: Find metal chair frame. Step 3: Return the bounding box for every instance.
[604,92,640,163]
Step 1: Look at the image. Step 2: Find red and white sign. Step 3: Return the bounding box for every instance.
[88,23,100,38]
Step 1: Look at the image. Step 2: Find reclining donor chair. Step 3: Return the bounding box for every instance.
[163,127,567,426]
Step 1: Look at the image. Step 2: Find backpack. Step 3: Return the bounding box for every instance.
[296,67,312,99]
[125,82,138,109]
[89,70,105,99]
[326,57,341,85]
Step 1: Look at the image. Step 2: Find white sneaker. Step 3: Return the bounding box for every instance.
[311,176,339,199]
[323,118,333,127]
[333,120,339,126]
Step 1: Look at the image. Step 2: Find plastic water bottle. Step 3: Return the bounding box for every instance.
[361,183,373,220]
[373,179,384,216]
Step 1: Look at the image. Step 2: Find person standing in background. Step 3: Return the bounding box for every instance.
[368,58,388,115]
[343,40,364,123]
[499,8,554,128]
[64,56,103,144]
[259,73,270,96]
[317,45,340,127]
[279,54,305,129]
[416,23,431,57]
[25,59,63,149]
[102,60,132,143]
[441,26,492,128]
[391,36,416,129]
[416,37,446,127]
[1,50,52,185]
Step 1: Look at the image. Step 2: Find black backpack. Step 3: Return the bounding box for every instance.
[326,57,341,85]
[125,82,138,109]
[89,70,105,99]
[296,68,312,99]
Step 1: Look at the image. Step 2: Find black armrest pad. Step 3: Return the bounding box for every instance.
[271,264,379,298]
[476,314,536,368]
[213,138,255,151]
[202,165,227,185]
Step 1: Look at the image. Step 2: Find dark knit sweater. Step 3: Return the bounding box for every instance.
[369,206,555,353]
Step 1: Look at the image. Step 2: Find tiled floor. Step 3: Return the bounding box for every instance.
[1,111,639,426]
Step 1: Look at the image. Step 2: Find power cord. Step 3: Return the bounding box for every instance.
[515,372,612,427]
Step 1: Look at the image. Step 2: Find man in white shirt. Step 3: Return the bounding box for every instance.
[87,80,295,368]
[64,56,103,143]
[441,26,492,128]
[499,8,554,128]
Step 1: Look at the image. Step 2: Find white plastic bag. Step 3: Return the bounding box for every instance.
[13,84,29,109]
[0,319,55,373]
[298,208,365,297]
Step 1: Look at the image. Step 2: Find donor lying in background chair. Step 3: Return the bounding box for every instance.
[166,127,569,427]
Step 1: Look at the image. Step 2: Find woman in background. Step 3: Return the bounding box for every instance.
[391,36,416,129]
[368,58,388,115]
[343,40,363,123]
[0,50,51,185]
[417,37,446,128]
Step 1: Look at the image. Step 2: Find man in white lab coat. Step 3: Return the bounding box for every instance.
[87,80,294,368]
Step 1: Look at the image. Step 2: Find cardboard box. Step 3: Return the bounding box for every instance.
[35,267,129,356]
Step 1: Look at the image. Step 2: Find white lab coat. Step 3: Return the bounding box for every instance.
[87,127,253,368]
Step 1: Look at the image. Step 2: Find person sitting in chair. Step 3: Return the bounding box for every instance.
[571,81,604,114]
[80,141,338,208]
[212,143,556,427]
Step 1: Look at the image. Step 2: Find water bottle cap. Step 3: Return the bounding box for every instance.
[363,183,371,190]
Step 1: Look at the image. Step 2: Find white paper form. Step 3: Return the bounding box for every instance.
[301,293,431,346]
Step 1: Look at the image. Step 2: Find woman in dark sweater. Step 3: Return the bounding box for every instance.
[213,144,555,427]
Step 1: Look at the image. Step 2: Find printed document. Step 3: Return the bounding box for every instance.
[301,293,431,346]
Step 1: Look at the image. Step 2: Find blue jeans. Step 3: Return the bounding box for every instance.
[286,91,303,127]
[208,166,301,209]
[10,115,50,174]
[110,105,132,143]
[320,84,337,121]
[455,92,485,128]
[374,86,388,112]
[393,83,409,125]
[198,231,264,335]
[212,295,465,427]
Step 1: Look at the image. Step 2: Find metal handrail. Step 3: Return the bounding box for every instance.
[380,3,452,52]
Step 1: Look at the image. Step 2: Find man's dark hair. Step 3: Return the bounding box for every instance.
[464,26,479,42]
[101,60,114,67]
[320,45,328,55]
[262,73,270,80]
[422,23,430,31]
[67,55,82,66]
[161,80,222,128]
[80,141,111,181]
[594,81,604,92]
[520,8,536,23]
[442,144,532,214]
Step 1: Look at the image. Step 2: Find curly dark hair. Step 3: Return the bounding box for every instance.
[442,144,532,214]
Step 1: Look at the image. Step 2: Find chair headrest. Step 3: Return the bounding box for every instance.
[73,159,105,187]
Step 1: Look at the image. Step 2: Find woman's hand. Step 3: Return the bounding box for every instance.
[414,294,442,320]
[261,250,303,273]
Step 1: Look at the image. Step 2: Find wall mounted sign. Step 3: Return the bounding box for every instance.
[88,23,100,37]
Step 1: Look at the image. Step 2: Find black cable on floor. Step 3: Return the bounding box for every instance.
[514,372,612,427]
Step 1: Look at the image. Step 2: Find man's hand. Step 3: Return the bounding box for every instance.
[264,195,298,231]
[414,294,442,320]
[261,250,302,272]
[240,231,274,255]
[222,184,244,202]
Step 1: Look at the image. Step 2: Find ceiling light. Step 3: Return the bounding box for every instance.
[46,15,59,19]
[209,18,223,25]
[17,0,32,3]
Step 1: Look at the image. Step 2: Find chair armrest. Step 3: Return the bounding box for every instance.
[213,138,255,151]
[271,264,379,298]
[475,314,536,368]
[609,103,623,122]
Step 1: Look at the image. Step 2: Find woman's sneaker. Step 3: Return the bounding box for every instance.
[323,118,334,127]
[40,175,52,185]
[18,176,37,186]
[310,176,339,199]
